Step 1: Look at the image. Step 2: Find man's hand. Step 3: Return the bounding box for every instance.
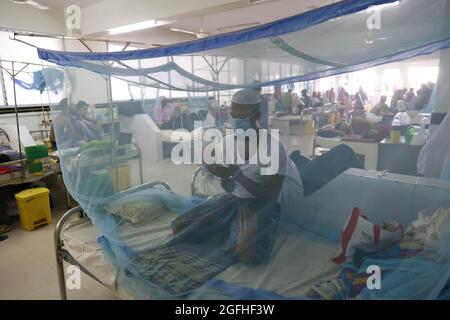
[206,164,239,179]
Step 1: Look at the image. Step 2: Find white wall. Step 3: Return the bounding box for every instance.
[0,111,51,140]
[0,1,65,34]
[434,2,450,114]
[435,49,450,113]
[62,40,109,105]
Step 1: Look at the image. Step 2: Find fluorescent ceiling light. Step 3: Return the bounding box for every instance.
[367,0,400,11]
[357,1,400,14]
[248,0,274,4]
[108,20,166,35]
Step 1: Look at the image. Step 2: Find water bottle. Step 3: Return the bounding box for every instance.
[391,118,401,144]
[406,126,415,144]
[421,115,430,141]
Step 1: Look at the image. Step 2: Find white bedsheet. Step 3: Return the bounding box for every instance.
[62,216,339,299]
[63,217,117,290]
[216,230,340,297]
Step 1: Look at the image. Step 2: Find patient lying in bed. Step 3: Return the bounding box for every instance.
[0,128,21,164]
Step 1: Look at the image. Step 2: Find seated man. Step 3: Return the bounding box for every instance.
[51,98,86,149]
[371,95,392,116]
[179,88,304,266]
[75,101,104,141]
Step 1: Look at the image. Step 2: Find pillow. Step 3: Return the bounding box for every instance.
[105,196,168,224]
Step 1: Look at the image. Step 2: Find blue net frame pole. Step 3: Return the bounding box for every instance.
[106,73,120,193]
[11,61,26,179]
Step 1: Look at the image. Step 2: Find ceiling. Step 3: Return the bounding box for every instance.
[166,0,330,36]
[92,0,334,45]
[6,0,336,46]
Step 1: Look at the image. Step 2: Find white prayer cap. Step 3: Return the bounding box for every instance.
[231,88,260,105]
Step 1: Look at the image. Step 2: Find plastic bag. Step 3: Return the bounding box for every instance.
[332,207,404,265]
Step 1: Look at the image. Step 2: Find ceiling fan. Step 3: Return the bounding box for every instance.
[169,27,209,39]
[169,17,209,39]
[170,18,261,39]
[10,0,49,10]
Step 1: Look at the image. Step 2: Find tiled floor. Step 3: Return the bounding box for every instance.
[0,134,314,300]
[0,177,121,300]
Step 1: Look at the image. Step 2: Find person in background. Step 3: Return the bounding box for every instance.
[50,98,85,149]
[50,98,68,150]
[390,89,406,113]
[311,92,322,108]
[338,87,352,118]
[370,95,391,116]
[301,89,312,109]
[354,86,369,112]
[329,88,336,104]
[282,89,293,113]
[76,101,104,141]
[317,92,323,105]
[404,88,416,103]
[291,91,301,114]
[152,96,177,129]
[415,83,433,111]
[274,84,282,101]
[323,90,331,105]
[254,82,269,129]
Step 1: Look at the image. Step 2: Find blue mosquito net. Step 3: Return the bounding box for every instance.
[38,0,450,299]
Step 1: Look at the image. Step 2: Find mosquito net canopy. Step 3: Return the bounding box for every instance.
[37,0,450,300]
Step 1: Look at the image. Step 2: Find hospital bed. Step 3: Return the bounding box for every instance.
[54,182,340,300]
[0,124,61,187]
[313,136,379,170]
[54,166,450,300]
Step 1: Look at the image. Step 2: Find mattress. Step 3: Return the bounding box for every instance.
[62,215,340,299]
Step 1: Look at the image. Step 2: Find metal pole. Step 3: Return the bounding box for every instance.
[138,146,144,185]
[11,62,25,179]
[106,74,119,192]
[54,206,83,300]
[40,91,48,138]
[0,58,9,106]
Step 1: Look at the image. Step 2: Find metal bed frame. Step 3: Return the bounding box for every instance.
[54,179,171,300]
[54,160,207,300]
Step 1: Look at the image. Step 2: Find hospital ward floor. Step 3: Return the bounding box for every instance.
[0,134,313,300]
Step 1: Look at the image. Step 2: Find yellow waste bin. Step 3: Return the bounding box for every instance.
[15,188,52,231]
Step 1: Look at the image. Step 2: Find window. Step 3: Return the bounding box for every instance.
[0,31,63,107]
[408,66,439,91]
